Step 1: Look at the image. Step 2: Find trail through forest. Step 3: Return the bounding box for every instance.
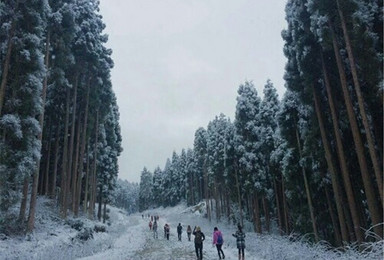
[81,205,245,260]
[1,198,381,260]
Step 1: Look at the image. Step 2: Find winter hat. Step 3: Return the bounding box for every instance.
[196,226,201,231]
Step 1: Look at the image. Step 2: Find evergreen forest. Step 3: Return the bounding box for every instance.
[138,0,383,246]
[0,0,382,249]
[0,0,122,233]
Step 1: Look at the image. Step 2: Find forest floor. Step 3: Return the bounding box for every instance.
[0,197,382,260]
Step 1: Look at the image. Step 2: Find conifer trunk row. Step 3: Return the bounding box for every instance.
[27,30,51,232]
[50,125,60,198]
[295,127,319,242]
[60,87,71,218]
[66,75,79,213]
[329,23,382,238]
[321,54,363,242]
[312,84,349,242]
[336,1,383,204]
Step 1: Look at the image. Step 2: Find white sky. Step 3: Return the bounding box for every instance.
[98,0,288,183]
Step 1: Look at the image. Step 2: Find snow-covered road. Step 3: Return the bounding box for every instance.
[79,207,239,260]
[1,199,380,260]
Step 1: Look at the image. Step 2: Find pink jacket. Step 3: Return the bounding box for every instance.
[213,230,223,245]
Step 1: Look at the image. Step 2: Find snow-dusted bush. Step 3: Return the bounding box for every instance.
[0,213,24,236]
[75,228,93,241]
[66,219,84,231]
[94,224,107,233]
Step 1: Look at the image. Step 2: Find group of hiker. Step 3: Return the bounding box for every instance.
[147,219,246,260]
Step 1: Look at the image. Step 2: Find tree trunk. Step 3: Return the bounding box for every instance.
[103,201,107,223]
[71,116,81,213]
[295,127,319,242]
[226,192,231,223]
[203,160,211,222]
[234,162,243,226]
[74,82,90,216]
[324,186,342,246]
[0,22,15,115]
[66,74,79,212]
[330,22,382,238]
[253,193,262,233]
[44,127,52,195]
[97,185,102,221]
[49,125,60,198]
[38,150,45,196]
[26,30,51,232]
[274,178,283,235]
[337,1,383,204]
[343,199,355,242]
[18,177,29,223]
[214,178,221,220]
[262,196,270,233]
[83,144,90,213]
[282,176,290,234]
[88,110,99,219]
[321,54,363,242]
[60,86,71,218]
[312,83,349,242]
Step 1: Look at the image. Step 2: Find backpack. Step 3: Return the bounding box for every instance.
[217,233,223,244]
[195,232,202,244]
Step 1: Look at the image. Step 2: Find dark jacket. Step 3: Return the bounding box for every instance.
[232,230,246,249]
[177,224,182,234]
[193,230,205,244]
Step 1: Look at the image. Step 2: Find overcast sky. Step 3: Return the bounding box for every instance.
[98,0,288,183]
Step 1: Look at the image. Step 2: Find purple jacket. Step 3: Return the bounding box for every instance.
[213,230,223,245]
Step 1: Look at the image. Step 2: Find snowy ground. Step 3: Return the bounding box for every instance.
[1,197,382,260]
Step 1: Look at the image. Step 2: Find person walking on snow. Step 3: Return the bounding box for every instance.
[164,223,170,240]
[177,223,183,241]
[187,225,192,241]
[193,226,205,260]
[232,224,246,260]
[213,227,225,259]
[153,220,158,239]
[149,221,152,231]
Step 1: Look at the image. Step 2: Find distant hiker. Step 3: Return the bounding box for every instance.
[149,221,152,231]
[232,224,246,260]
[153,220,158,239]
[213,227,225,259]
[177,223,183,241]
[165,223,170,240]
[193,226,205,260]
[142,214,144,219]
[187,225,192,241]
[151,215,153,222]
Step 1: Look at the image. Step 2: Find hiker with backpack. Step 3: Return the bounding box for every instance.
[232,224,246,260]
[193,226,205,260]
[187,225,192,241]
[213,227,225,259]
[177,223,183,241]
